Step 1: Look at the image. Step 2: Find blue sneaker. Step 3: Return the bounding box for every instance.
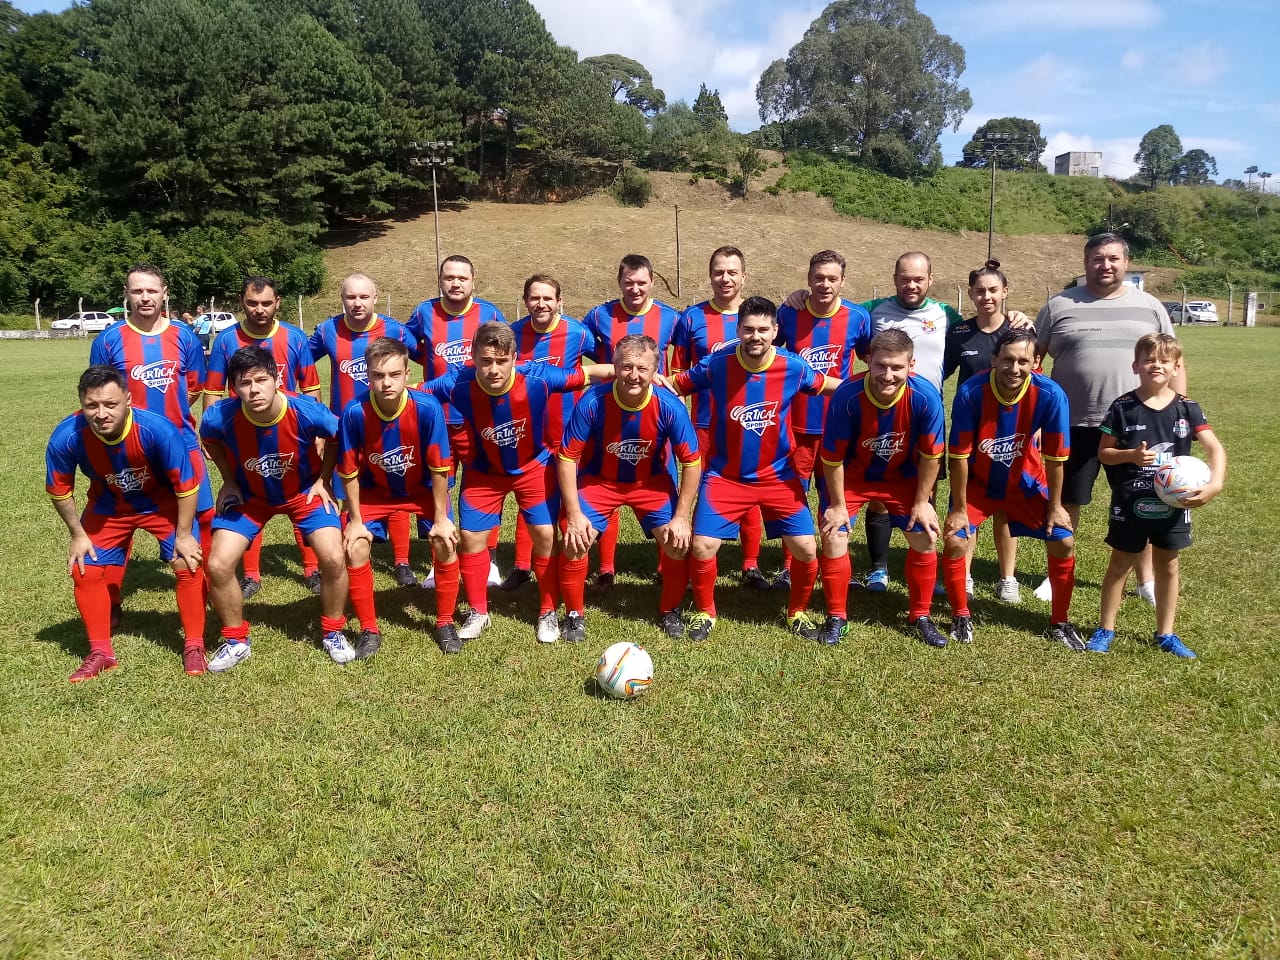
[1156,633,1197,659]
[1086,628,1115,653]
[865,568,890,592]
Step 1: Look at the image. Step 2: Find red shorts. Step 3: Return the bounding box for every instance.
[956,490,1072,542]
[566,475,678,537]
[448,423,472,475]
[459,467,558,531]
[791,433,822,483]
[80,508,184,567]
[820,480,921,531]
[692,473,814,541]
[349,496,448,541]
[212,491,342,542]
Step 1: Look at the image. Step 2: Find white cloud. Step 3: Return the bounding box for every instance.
[1010,53,1085,96]
[1120,48,1147,72]
[967,0,1162,31]
[1042,132,1141,179]
[1171,42,1229,87]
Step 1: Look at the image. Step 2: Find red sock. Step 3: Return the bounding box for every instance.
[559,555,589,615]
[820,553,852,618]
[174,567,206,646]
[532,552,559,615]
[320,614,346,634]
[198,511,213,564]
[460,550,490,614]
[347,562,378,632]
[220,621,250,643]
[598,511,619,574]
[1048,553,1076,623]
[514,514,533,571]
[781,542,793,573]
[788,558,818,617]
[691,556,719,617]
[659,553,690,613]
[905,548,936,621]
[389,511,411,566]
[943,554,969,617]
[432,557,460,625]
[740,507,763,570]
[72,565,115,656]
[487,526,500,552]
[102,563,125,609]
[294,524,318,576]
[243,532,263,579]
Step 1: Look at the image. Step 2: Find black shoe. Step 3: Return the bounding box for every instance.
[561,611,586,643]
[239,576,261,601]
[741,566,770,592]
[787,612,820,642]
[913,615,948,648]
[1046,621,1086,652]
[392,564,416,587]
[586,571,616,595]
[771,569,792,592]
[435,622,463,654]
[303,572,322,595]
[109,603,123,631]
[950,615,974,645]
[659,609,686,638]
[686,612,715,641]
[819,615,847,646]
[499,567,533,592]
[354,629,382,660]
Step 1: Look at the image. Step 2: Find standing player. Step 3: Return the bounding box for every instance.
[338,338,461,657]
[205,276,322,600]
[943,329,1083,649]
[46,366,207,681]
[557,335,702,640]
[503,274,595,592]
[672,296,840,641]
[671,246,766,589]
[309,273,419,590]
[200,347,350,671]
[581,253,682,593]
[818,330,945,647]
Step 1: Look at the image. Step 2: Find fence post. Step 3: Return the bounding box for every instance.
[34,298,41,331]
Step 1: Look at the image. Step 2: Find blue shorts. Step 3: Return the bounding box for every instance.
[818,480,926,534]
[212,492,342,542]
[459,468,559,532]
[190,448,215,514]
[692,473,814,541]
[353,497,452,542]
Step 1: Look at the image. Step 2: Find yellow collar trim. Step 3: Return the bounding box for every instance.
[805,295,841,320]
[244,394,289,427]
[867,381,907,410]
[240,319,279,340]
[736,345,775,372]
[92,410,134,446]
[990,370,1031,407]
[613,383,653,412]
[373,390,409,422]
[479,370,516,397]
[125,316,169,336]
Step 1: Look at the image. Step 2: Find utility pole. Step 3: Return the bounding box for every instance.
[410,140,454,272]
[982,132,1041,262]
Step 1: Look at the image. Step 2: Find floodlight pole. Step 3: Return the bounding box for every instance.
[410,140,455,272]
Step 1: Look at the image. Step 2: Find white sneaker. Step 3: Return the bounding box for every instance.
[1136,581,1157,606]
[965,575,975,600]
[208,640,251,673]
[457,610,491,640]
[535,610,560,644]
[487,560,502,587]
[1033,577,1053,602]
[322,631,356,664]
[420,567,435,589]
[996,577,1021,603]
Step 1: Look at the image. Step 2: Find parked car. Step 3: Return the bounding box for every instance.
[1168,301,1219,325]
[51,311,115,333]
[193,311,238,350]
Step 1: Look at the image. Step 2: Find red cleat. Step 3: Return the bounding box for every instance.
[182,644,207,676]
[68,651,118,684]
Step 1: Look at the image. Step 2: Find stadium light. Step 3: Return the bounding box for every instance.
[409,140,455,271]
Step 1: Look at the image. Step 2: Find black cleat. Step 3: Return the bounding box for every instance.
[819,615,848,646]
[354,629,382,660]
[585,571,616,595]
[787,612,820,642]
[771,569,792,592]
[560,611,586,643]
[303,572,322,595]
[1046,621,1086,652]
[239,576,261,601]
[392,564,417,587]
[686,612,715,641]
[950,615,974,646]
[741,566,771,592]
[659,609,686,638]
[499,567,533,592]
[435,622,463,654]
[913,615,948,648]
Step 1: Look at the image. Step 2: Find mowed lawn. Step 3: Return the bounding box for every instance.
[1,331,1277,959]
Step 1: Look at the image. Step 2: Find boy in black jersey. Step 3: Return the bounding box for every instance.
[1087,334,1226,657]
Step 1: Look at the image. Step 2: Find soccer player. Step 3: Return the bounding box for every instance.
[818,330,946,647]
[205,276,322,600]
[1088,333,1226,658]
[504,274,595,592]
[309,273,419,589]
[581,253,681,593]
[671,246,767,589]
[47,366,207,681]
[406,254,508,588]
[557,334,702,640]
[943,329,1083,650]
[672,296,840,642]
[200,346,350,671]
[338,338,461,657]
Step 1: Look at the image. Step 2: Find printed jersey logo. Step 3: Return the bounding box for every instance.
[482,419,526,448]
[800,344,843,374]
[1174,418,1190,439]
[606,439,653,465]
[978,434,1026,466]
[730,401,779,437]
[244,453,295,479]
[534,354,562,367]
[130,359,179,394]
[710,338,739,353]
[435,339,472,366]
[862,431,906,460]
[106,467,151,492]
[369,445,415,477]
[339,357,368,383]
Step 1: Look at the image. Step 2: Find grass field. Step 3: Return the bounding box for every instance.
[2,330,1278,959]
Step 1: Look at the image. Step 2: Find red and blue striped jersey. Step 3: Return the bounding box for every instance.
[672,301,740,429]
[776,298,871,435]
[205,320,320,397]
[559,384,700,484]
[949,370,1071,502]
[420,362,586,476]
[582,298,681,374]
[89,318,206,453]
[46,407,198,517]
[674,347,825,483]
[820,373,944,486]
[405,297,507,425]
[308,314,418,413]
[510,313,595,445]
[199,394,339,505]
[336,388,452,503]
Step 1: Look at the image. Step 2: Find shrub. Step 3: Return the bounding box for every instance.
[613,167,652,207]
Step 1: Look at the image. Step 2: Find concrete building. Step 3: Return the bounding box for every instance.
[1055,152,1103,177]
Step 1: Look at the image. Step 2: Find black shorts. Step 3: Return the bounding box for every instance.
[1104,500,1192,553]
[1063,426,1104,506]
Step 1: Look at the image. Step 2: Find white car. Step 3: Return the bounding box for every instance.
[1168,301,1219,325]
[51,311,115,333]
[193,311,239,350]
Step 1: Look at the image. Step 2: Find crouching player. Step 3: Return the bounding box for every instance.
[46,366,207,681]
[818,330,946,647]
[200,347,350,670]
[1088,333,1226,657]
[338,338,461,657]
[943,329,1083,649]
[557,334,702,641]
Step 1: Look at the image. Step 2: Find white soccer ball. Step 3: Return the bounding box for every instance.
[1153,455,1211,507]
[595,641,653,700]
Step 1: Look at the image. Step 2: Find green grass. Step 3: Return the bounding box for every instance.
[2,334,1278,958]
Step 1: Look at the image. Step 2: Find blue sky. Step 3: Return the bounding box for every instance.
[13,0,1276,183]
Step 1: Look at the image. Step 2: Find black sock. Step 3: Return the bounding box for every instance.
[866,510,891,569]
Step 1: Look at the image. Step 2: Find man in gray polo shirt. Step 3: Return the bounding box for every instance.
[1035,232,1183,603]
